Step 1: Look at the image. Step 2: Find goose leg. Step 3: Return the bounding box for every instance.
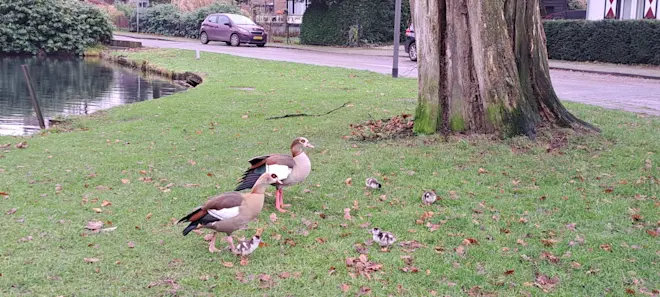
[208,233,219,253]
[275,189,288,213]
[226,236,235,250]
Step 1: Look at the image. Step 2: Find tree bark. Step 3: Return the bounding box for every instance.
[411,0,598,138]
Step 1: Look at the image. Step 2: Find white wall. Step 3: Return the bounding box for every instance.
[587,0,607,20]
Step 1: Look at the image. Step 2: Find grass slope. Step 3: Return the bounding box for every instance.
[0,48,658,296]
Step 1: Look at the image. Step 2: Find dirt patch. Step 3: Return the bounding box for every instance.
[349,114,414,141]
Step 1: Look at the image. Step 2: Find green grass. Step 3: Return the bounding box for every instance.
[1,48,658,296]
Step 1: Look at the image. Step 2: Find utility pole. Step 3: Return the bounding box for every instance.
[136,2,140,33]
[392,0,402,78]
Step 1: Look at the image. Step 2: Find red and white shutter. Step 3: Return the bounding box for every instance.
[644,0,658,19]
[604,0,618,19]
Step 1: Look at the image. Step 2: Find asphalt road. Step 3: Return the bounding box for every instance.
[114,35,660,116]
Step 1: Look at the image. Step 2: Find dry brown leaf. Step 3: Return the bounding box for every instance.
[600,244,613,252]
[240,257,249,266]
[14,141,28,149]
[101,200,111,207]
[340,283,350,292]
[145,213,153,220]
[121,179,130,184]
[222,261,234,268]
[92,208,102,213]
[504,269,515,275]
[184,183,200,188]
[6,208,17,215]
[84,258,100,263]
[128,241,135,248]
[455,245,466,257]
[352,200,359,210]
[345,177,353,186]
[278,272,290,279]
[269,213,278,223]
[188,160,197,166]
[85,220,103,232]
[343,208,352,220]
[478,168,488,174]
[646,229,658,237]
[534,274,560,292]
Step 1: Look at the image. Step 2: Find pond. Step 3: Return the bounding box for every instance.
[0,56,187,136]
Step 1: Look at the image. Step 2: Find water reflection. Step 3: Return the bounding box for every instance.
[0,57,185,136]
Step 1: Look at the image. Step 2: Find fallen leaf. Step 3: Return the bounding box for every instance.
[570,261,582,269]
[183,183,200,188]
[328,266,336,275]
[84,258,100,263]
[0,143,10,148]
[541,238,559,247]
[340,283,350,292]
[92,208,102,213]
[145,213,152,220]
[315,237,327,244]
[359,222,371,228]
[600,244,613,252]
[101,200,111,207]
[0,192,8,197]
[241,114,249,119]
[199,275,210,281]
[127,241,135,248]
[85,220,103,232]
[540,251,560,264]
[15,141,28,149]
[462,238,479,246]
[343,208,352,220]
[358,286,372,296]
[478,168,488,174]
[18,236,32,242]
[278,272,290,279]
[504,269,515,275]
[55,184,63,192]
[121,179,130,184]
[240,257,249,266]
[269,213,278,223]
[455,245,466,257]
[534,274,560,292]
[96,185,111,191]
[202,233,214,241]
[566,223,576,231]
[345,177,353,186]
[353,200,359,210]
[222,261,234,268]
[188,160,197,166]
[6,208,17,215]
[647,229,658,237]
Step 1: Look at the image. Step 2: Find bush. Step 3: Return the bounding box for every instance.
[0,0,114,55]
[544,20,660,65]
[127,2,241,39]
[300,0,410,46]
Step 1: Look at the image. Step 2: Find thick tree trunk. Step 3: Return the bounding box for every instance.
[411,0,598,138]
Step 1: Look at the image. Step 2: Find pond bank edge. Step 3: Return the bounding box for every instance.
[98,52,203,89]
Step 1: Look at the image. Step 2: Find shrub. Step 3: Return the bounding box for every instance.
[0,0,114,55]
[300,0,411,46]
[544,20,660,65]
[127,2,241,39]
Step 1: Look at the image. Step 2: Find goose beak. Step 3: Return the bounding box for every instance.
[275,180,283,185]
[306,143,315,148]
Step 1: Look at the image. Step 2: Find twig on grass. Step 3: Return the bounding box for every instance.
[266,102,351,120]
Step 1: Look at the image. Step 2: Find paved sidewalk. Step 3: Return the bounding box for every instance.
[113,31,660,80]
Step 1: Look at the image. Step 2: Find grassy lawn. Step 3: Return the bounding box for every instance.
[1,48,658,296]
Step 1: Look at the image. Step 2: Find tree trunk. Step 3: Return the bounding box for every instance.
[411,0,598,138]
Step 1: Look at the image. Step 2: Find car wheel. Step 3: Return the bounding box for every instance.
[230,34,240,47]
[200,32,209,44]
[256,44,265,48]
[225,42,231,46]
[409,42,417,62]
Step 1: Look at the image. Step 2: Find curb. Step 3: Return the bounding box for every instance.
[548,66,660,81]
[113,33,183,43]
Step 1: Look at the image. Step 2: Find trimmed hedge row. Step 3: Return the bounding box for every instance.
[126,3,242,39]
[0,0,113,55]
[300,0,410,46]
[544,20,660,65]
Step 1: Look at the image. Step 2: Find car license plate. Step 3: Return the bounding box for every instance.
[253,36,263,40]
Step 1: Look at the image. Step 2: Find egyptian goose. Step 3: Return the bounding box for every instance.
[422,190,437,205]
[235,137,314,212]
[178,172,281,253]
[371,228,396,250]
[232,235,261,257]
[365,177,382,189]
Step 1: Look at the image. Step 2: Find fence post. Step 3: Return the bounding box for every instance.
[21,65,46,130]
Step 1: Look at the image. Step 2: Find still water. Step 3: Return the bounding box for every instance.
[0,57,186,136]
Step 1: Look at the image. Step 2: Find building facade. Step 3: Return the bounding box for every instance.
[586,0,659,20]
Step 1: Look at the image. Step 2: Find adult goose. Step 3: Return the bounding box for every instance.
[235,137,314,212]
[178,172,281,253]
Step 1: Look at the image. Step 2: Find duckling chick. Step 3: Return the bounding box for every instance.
[422,190,437,205]
[365,177,382,189]
[370,228,396,251]
[232,235,261,257]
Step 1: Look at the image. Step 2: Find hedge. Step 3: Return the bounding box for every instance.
[127,3,242,39]
[300,0,410,46]
[544,20,660,65]
[0,0,113,55]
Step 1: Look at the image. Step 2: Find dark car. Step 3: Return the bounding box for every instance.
[404,24,416,62]
[199,13,267,47]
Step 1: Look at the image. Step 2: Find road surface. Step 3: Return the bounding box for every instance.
[114,35,660,116]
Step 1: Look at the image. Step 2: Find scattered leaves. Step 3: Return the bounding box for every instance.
[534,274,559,293]
[345,254,383,280]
